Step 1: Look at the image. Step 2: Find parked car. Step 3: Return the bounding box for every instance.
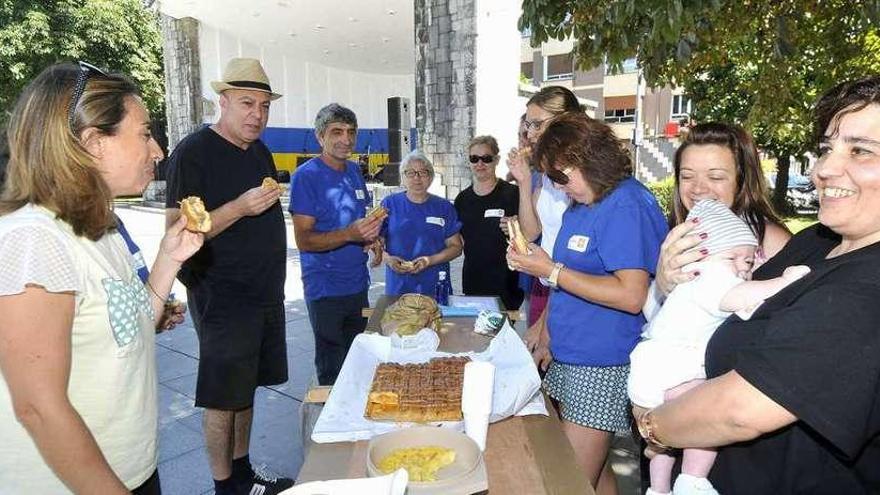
[772,173,818,212]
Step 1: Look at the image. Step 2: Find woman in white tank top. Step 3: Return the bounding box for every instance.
[506,86,581,369]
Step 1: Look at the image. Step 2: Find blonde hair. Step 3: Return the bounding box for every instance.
[467,135,499,155]
[1,63,139,240]
[527,86,582,116]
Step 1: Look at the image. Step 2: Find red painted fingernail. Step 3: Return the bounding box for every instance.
[699,232,708,240]
[700,248,709,255]
[692,217,700,224]
[693,270,701,277]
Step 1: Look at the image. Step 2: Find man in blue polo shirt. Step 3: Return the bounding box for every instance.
[290,103,382,385]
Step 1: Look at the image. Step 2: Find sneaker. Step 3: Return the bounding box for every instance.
[646,489,672,495]
[240,465,295,495]
[672,474,719,495]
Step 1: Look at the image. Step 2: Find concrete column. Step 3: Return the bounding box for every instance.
[160,15,202,151]
[414,0,477,199]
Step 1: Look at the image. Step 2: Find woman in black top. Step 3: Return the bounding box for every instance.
[454,135,524,311]
[634,76,880,493]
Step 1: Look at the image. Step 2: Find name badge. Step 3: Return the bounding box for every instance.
[426,216,445,227]
[567,235,590,252]
[484,208,504,218]
[355,189,366,200]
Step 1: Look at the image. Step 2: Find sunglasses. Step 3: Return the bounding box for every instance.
[469,154,496,164]
[68,61,108,132]
[546,166,575,185]
[403,169,431,178]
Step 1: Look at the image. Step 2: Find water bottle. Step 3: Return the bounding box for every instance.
[435,270,451,305]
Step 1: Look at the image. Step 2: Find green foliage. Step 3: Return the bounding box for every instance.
[646,175,675,218]
[0,0,164,128]
[520,1,880,209]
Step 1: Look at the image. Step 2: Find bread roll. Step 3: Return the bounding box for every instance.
[179,196,212,233]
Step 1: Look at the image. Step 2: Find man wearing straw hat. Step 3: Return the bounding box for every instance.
[165,58,292,495]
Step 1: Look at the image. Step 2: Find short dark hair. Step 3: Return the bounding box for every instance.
[814,76,880,146]
[314,103,357,136]
[533,113,631,202]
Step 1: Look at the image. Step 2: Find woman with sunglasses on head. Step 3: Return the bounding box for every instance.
[507,113,668,493]
[506,86,582,368]
[454,135,524,311]
[377,150,463,296]
[0,62,203,493]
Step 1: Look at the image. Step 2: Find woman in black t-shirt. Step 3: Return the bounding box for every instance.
[454,135,524,311]
[633,77,880,493]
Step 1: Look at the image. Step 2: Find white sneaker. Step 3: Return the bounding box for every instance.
[646,488,672,495]
[672,474,719,495]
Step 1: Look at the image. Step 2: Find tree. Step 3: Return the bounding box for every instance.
[520,0,880,212]
[0,0,164,129]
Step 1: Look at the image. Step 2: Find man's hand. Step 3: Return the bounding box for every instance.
[234,185,281,217]
[366,240,384,267]
[347,215,382,243]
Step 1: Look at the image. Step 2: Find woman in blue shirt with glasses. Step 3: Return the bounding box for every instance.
[378,150,462,296]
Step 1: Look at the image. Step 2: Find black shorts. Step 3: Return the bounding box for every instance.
[188,291,288,410]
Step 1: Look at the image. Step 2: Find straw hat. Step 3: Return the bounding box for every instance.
[210,58,282,100]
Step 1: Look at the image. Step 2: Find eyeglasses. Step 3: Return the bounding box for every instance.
[523,118,549,131]
[403,169,431,178]
[468,154,496,164]
[68,61,108,132]
[546,166,575,185]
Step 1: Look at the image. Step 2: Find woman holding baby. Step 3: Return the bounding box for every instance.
[635,76,880,493]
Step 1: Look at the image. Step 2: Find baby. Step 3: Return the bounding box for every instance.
[628,199,809,495]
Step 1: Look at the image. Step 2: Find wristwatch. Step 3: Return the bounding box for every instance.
[547,262,564,288]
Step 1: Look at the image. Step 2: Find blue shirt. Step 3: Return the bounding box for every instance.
[380,192,462,296]
[289,157,371,301]
[547,177,668,366]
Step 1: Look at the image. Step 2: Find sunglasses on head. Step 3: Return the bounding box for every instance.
[68,61,108,132]
[546,166,575,185]
[469,154,496,164]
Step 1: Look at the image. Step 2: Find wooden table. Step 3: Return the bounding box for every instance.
[296,295,594,494]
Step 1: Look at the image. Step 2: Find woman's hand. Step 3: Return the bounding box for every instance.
[507,243,553,278]
[506,147,531,184]
[410,256,431,274]
[656,218,706,296]
[157,300,187,332]
[499,215,516,237]
[160,215,204,264]
[532,344,552,371]
[385,254,412,274]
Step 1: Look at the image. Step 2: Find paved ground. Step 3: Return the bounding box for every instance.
[117,205,641,494]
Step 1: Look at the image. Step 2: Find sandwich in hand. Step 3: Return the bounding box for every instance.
[365,204,389,222]
[261,176,285,193]
[179,196,212,233]
[507,217,530,255]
